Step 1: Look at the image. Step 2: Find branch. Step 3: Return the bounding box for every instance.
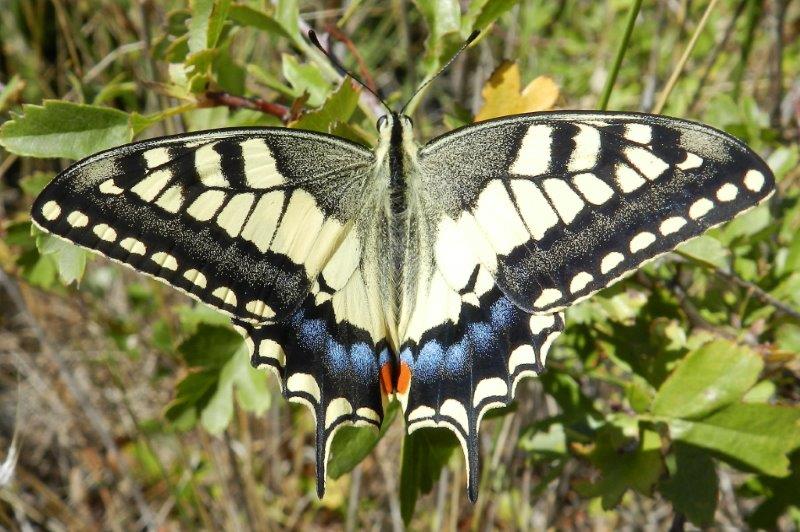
[710,266,800,321]
[199,91,295,123]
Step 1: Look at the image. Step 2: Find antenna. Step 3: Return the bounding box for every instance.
[399,30,480,115]
[308,30,391,113]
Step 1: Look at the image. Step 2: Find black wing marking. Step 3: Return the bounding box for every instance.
[418,111,776,313]
[31,126,389,496]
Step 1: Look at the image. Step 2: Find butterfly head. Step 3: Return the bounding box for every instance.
[376,112,416,146]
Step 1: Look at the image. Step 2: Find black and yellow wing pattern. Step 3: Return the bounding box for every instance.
[399,112,775,499]
[32,110,775,501]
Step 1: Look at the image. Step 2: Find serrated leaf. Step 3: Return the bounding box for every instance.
[475,61,559,122]
[651,339,763,420]
[37,234,88,285]
[328,401,399,479]
[399,427,458,524]
[289,79,360,132]
[660,442,718,527]
[677,235,730,271]
[667,403,800,476]
[0,101,132,159]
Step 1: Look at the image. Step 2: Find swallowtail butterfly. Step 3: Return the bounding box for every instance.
[31,32,775,501]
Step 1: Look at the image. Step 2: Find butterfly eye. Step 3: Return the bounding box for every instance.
[376,115,388,130]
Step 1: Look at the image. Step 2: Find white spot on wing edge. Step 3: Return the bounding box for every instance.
[659,216,687,236]
[533,288,562,308]
[325,397,354,428]
[42,200,61,220]
[440,399,469,431]
[286,372,321,402]
[508,345,534,374]
[630,231,656,253]
[569,271,594,293]
[212,286,237,307]
[600,251,624,274]
[567,124,601,172]
[143,147,171,169]
[473,378,508,407]
[183,268,207,288]
[716,183,739,202]
[744,169,766,192]
[689,198,714,219]
[529,314,556,335]
[151,251,178,271]
[408,405,436,421]
[66,211,89,227]
[92,224,117,242]
[245,299,275,319]
[120,237,146,255]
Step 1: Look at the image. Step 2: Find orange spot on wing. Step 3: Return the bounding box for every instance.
[380,363,394,395]
[396,362,411,394]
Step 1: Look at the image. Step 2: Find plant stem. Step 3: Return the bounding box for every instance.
[653,0,721,114]
[598,0,643,111]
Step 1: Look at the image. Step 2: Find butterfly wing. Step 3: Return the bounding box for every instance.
[31,127,389,495]
[400,111,775,499]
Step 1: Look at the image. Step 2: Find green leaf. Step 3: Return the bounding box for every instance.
[413,0,462,68]
[746,453,800,529]
[677,235,730,271]
[518,419,568,456]
[651,339,763,419]
[282,54,330,107]
[18,171,53,197]
[188,0,231,52]
[274,0,300,44]
[0,101,132,160]
[228,4,290,39]
[37,234,88,285]
[577,426,664,509]
[667,403,800,477]
[328,401,399,479]
[166,324,269,434]
[399,428,458,524]
[660,442,718,527]
[290,79,360,133]
[472,0,518,31]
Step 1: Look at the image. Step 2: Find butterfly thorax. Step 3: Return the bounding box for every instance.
[371,113,423,344]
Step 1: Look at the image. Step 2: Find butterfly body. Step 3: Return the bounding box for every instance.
[32,105,775,500]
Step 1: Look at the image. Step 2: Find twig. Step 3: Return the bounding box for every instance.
[598,0,643,110]
[200,91,294,123]
[653,0,721,114]
[688,0,748,113]
[324,24,379,95]
[711,265,800,321]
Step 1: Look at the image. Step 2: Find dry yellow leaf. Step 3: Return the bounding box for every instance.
[474,61,559,122]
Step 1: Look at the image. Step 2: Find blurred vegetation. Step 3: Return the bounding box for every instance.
[1,0,800,529]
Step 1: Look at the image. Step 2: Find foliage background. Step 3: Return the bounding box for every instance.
[1,0,800,529]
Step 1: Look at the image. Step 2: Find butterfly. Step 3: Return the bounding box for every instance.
[31,32,775,501]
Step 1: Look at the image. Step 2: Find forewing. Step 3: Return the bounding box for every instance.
[31,127,387,495]
[418,112,776,313]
